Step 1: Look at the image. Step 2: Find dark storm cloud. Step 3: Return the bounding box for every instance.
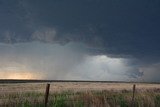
[0,0,160,61]
[0,0,160,81]
[0,0,33,43]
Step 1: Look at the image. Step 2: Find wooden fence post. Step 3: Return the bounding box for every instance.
[45,84,50,107]
[131,84,136,107]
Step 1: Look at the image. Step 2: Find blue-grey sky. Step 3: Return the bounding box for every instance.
[0,0,160,82]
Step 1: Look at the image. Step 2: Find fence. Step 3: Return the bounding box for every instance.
[44,84,137,107]
[1,82,159,107]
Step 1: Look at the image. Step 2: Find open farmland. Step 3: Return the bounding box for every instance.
[0,82,160,107]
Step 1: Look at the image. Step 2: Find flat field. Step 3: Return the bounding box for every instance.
[0,82,160,107]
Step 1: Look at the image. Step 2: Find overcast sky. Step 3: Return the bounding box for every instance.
[0,0,160,82]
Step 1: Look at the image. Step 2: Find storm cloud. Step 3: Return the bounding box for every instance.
[0,42,142,80]
[0,0,160,81]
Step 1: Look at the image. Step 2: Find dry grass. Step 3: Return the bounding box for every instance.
[1,82,160,92]
[0,82,160,107]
